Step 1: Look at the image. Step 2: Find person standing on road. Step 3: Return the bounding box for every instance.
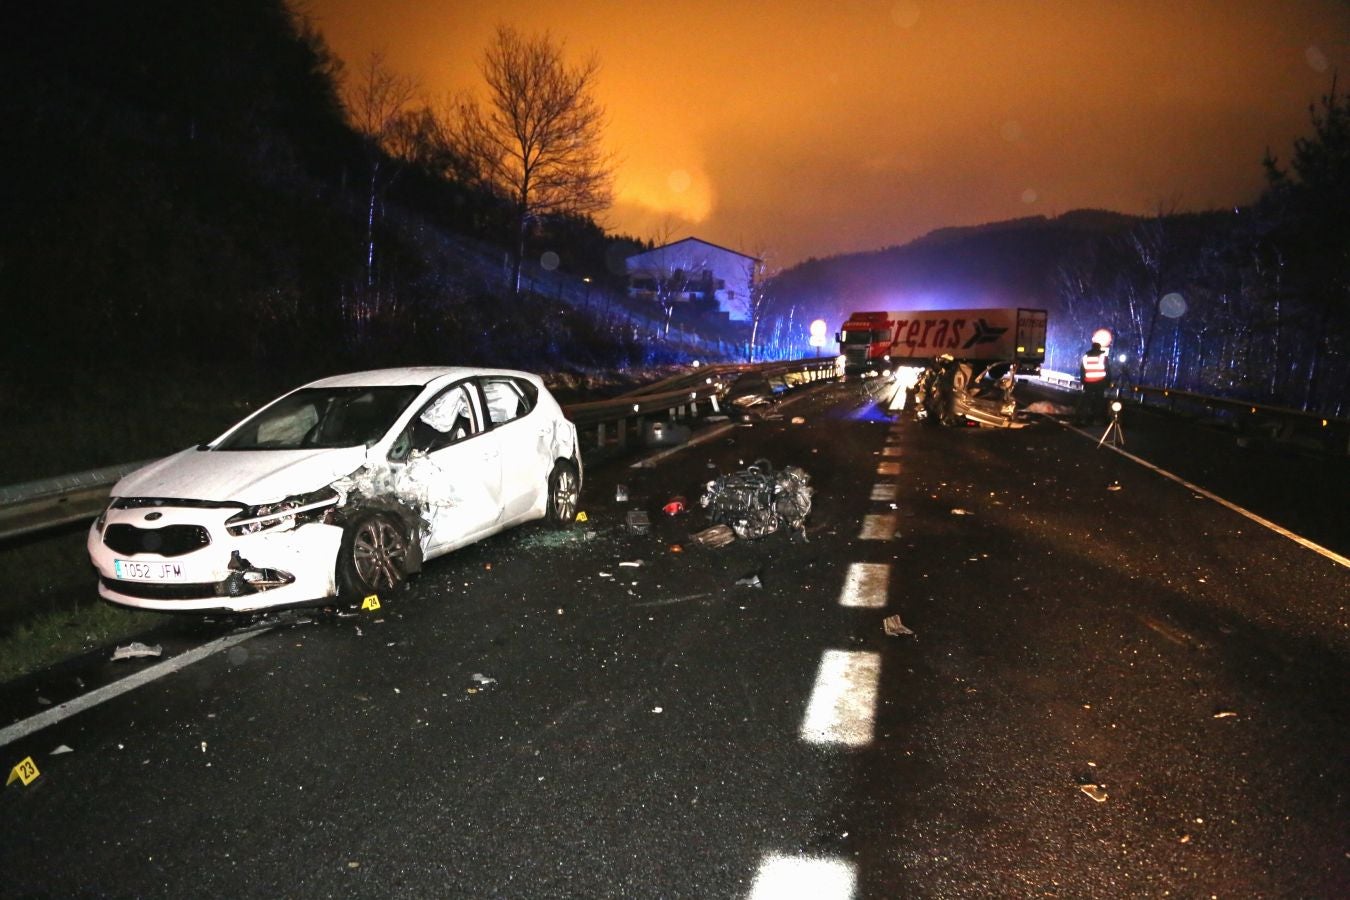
[1077,340,1111,425]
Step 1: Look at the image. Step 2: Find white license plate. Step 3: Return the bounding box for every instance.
[113,560,186,582]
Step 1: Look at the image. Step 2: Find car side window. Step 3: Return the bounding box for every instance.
[480,377,536,427]
[405,383,484,455]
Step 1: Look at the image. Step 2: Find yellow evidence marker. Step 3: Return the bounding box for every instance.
[361,594,381,611]
[7,756,40,787]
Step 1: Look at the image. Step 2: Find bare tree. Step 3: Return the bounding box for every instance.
[644,220,699,336]
[454,26,612,295]
[344,52,417,293]
[744,251,773,362]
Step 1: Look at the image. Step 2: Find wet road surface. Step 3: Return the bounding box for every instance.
[1,381,1346,898]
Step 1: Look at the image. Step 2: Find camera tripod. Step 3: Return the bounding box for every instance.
[1097,406,1125,448]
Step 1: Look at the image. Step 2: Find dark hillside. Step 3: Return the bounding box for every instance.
[0,0,714,483]
[768,211,1140,339]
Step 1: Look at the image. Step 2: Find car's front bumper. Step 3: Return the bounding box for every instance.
[88,504,344,613]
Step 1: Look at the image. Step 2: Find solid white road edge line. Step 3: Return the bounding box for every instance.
[748,854,857,900]
[0,626,272,749]
[800,649,882,747]
[1068,423,1350,570]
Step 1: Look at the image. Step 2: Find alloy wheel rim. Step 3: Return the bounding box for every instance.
[554,469,578,522]
[353,519,406,590]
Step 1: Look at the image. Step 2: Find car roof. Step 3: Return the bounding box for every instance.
[302,367,542,390]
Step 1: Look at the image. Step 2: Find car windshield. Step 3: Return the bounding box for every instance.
[214,386,422,450]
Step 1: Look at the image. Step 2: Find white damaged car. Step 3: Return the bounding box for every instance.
[88,367,582,613]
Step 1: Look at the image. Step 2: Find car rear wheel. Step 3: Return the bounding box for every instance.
[338,512,409,598]
[546,460,579,528]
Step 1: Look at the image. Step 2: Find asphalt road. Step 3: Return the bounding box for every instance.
[1,381,1346,898]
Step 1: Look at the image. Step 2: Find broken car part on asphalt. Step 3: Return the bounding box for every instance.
[700,459,813,540]
[111,642,163,660]
[626,510,651,535]
[691,524,736,548]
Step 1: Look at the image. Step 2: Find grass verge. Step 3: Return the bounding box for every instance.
[0,603,161,684]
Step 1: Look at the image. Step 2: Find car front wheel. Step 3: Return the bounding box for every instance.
[546,460,579,528]
[338,512,409,598]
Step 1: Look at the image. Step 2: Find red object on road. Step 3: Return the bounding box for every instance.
[663,496,687,516]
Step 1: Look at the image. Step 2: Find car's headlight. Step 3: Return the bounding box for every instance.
[225,487,339,536]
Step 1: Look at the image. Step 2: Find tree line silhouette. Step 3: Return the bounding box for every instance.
[3,1,1345,418]
[1,0,660,396]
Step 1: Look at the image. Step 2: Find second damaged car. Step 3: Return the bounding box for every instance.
[88,367,582,613]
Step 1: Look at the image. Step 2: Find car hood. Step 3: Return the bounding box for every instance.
[112,446,371,505]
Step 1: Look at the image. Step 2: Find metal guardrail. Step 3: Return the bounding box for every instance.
[1034,371,1349,455]
[567,356,839,452]
[0,461,156,543]
[0,357,841,542]
[1131,385,1350,455]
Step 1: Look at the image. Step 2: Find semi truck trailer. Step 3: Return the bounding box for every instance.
[835,307,1049,427]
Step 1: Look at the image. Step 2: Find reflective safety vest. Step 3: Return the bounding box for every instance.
[1082,352,1107,383]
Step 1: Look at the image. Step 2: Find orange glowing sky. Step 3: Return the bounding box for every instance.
[306,0,1349,267]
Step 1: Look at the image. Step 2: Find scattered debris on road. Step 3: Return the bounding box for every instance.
[882,614,915,637]
[626,510,651,535]
[662,496,687,516]
[1213,710,1238,719]
[701,459,813,540]
[735,572,763,588]
[471,673,497,686]
[615,484,629,502]
[1107,481,1122,492]
[692,524,736,548]
[51,745,73,756]
[1079,783,1108,802]
[111,642,163,661]
[619,560,644,568]
[950,508,973,516]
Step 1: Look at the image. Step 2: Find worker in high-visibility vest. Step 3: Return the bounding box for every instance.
[1077,341,1111,424]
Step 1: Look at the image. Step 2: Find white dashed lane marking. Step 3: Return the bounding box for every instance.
[870,483,898,502]
[749,855,857,900]
[838,562,890,608]
[876,461,901,476]
[858,513,896,540]
[800,650,882,747]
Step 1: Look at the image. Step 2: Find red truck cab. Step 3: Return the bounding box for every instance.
[835,311,896,374]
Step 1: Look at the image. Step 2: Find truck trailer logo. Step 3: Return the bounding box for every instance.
[894,316,1007,351]
[962,318,1007,350]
